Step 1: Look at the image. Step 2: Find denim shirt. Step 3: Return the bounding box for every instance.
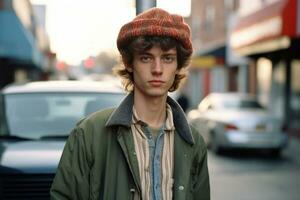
[131,104,176,200]
[141,124,166,200]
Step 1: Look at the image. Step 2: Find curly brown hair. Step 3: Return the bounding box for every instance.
[114,36,192,92]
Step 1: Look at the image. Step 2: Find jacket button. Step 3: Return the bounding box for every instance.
[178,186,184,191]
[130,188,135,192]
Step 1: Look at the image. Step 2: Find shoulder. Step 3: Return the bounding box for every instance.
[65,108,117,163]
[189,124,207,152]
[68,108,116,143]
[77,107,116,129]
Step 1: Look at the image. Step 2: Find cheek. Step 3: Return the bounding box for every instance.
[166,70,177,85]
[169,67,178,78]
[132,68,146,82]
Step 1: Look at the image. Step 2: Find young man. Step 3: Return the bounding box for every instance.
[50,8,210,200]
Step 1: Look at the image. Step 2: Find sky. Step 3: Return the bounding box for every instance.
[30,0,191,65]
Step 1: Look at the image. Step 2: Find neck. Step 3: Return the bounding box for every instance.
[133,92,167,129]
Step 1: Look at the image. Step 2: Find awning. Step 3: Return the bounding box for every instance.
[230,0,300,55]
[0,10,43,68]
[191,46,225,69]
[191,56,224,69]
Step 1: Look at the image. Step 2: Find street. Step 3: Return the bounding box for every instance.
[208,137,300,200]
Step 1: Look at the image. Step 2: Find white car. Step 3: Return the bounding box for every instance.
[1,80,126,140]
[187,93,288,156]
[0,80,126,198]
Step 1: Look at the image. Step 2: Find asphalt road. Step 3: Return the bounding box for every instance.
[208,137,300,200]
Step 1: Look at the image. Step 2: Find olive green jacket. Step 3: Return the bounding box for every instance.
[50,93,210,200]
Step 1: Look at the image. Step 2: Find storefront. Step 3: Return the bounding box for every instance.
[230,0,300,128]
[0,0,45,88]
[189,47,226,107]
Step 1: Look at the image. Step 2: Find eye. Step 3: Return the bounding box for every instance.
[140,55,152,63]
[163,55,176,63]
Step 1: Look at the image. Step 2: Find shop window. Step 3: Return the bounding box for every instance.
[204,4,215,32]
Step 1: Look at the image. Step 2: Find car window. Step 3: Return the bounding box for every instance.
[222,99,264,109]
[4,92,125,139]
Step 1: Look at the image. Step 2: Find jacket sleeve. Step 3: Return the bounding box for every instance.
[50,127,91,200]
[192,128,210,200]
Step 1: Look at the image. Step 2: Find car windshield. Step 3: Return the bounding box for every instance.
[4,92,125,139]
[221,99,264,109]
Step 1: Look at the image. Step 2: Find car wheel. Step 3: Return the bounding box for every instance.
[269,148,281,158]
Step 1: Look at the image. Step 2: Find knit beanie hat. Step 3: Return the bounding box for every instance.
[117,8,193,54]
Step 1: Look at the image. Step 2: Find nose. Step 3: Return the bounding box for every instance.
[151,58,163,75]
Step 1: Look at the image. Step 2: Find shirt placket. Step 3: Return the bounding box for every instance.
[142,124,165,200]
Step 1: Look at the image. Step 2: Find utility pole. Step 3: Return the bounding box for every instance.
[136,0,156,15]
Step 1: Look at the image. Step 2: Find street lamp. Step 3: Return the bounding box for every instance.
[136,0,156,15]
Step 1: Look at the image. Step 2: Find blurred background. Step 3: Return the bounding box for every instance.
[1,0,300,131]
[0,0,300,199]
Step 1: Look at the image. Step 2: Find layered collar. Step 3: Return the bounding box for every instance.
[132,103,175,132]
[105,92,194,145]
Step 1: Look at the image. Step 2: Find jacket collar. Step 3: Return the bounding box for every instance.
[105,92,194,145]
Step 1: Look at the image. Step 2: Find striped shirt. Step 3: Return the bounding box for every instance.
[131,104,175,200]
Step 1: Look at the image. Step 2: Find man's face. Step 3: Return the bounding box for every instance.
[130,45,178,98]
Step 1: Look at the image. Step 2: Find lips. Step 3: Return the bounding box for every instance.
[148,80,165,87]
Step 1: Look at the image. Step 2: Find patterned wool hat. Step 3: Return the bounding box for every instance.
[117,7,193,54]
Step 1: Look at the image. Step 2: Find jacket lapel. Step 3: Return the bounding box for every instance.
[116,126,141,195]
[167,96,194,145]
[173,131,193,199]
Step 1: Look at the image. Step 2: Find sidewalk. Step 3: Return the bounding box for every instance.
[283,135,300,165]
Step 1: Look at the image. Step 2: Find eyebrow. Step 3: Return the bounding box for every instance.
[162,53,177,56]
[138,52,152,56]
[137,52,177,56]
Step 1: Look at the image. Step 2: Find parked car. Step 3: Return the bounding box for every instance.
[187,93,288,156]
[0,80,126,199]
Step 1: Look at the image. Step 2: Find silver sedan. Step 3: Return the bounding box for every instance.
[187,93,288,156]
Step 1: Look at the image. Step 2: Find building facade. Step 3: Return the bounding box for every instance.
[186,0,244,108]
[230,0,300,129]
[0,0,52,88]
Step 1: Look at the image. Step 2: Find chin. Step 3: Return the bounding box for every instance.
[147,90,168,98]
[135,85,170,98]
[138,88,163,97]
